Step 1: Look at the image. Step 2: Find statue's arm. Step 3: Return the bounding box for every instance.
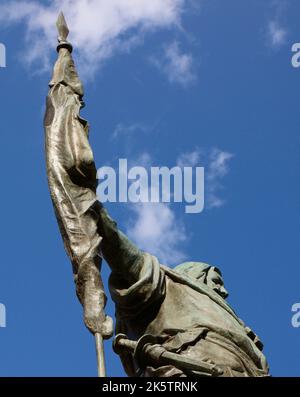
[96,204,145,282]
[97,205,165,319]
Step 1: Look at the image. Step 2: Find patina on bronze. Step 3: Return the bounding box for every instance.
[45,14,269,377]
[44,12,113,377]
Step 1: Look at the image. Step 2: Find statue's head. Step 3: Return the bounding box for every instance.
[174,262,229,299]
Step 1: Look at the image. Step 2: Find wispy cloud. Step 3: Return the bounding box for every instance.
[206,148,233,209]
[267,21,287,48]
[127,202,187,265]
[150,41,197,87]
[265,1,288,49]
[177,148,233,209]
[0,0,187,78]
[112,123,150,139]
[177,148,201,168]
[124,151,187,265]
[123,147,233,264]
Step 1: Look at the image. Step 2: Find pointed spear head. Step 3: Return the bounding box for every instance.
[56,12,73,52]
[57,12,69,41]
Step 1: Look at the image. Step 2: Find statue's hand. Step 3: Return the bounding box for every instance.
[98,315,114,339]
[75,264,114,339]
[84,309,113,339]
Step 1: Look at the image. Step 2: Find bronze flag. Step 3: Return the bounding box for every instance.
[44,12,112,376]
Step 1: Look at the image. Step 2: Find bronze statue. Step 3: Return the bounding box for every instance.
[45,13,269,377]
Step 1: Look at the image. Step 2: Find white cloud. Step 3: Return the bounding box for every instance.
[112,123,150,139]
[177,149,201,167]
[127,151,153,168]
[123,147,233,264]
[206,148,233,209]
[267,21,287,48]
[0,0,186,77]
[127,202,187,265]
[265,1,288,49]
[151,41,196,87]
[122,151,187,265]
[167,147,234,210]
[177,148,233,209]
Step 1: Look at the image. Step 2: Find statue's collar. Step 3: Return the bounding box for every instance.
[160,264,244,327]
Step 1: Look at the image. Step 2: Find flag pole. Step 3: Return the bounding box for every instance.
[95,333,106,377]
[46,11,110,377]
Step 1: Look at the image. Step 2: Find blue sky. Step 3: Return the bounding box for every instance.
[0,0,300,376]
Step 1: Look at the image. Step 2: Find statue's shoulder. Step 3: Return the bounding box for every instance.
[160,261,212,283]
[160,262,244,327]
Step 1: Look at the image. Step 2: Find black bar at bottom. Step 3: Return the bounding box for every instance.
[0,377,298,393]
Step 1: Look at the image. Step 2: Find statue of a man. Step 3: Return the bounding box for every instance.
[97,205,269,377]
[45,14,269,378]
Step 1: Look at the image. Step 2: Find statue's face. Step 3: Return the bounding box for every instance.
[206,268,228,299]
[175,262,229,300]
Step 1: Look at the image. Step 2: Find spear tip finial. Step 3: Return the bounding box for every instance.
[56,11,69,41]
[56,11,72,52]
